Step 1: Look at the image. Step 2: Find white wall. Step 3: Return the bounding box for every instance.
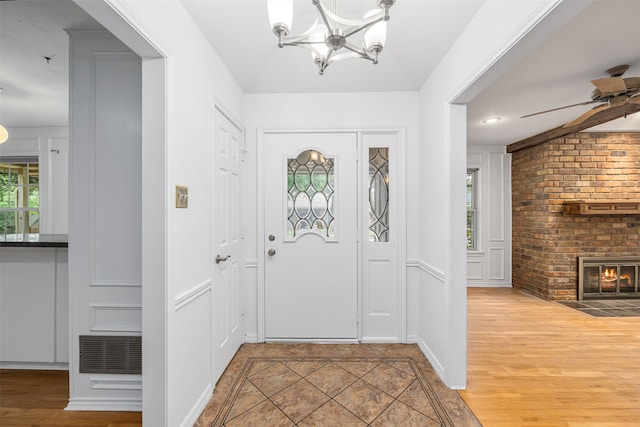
[467,146,512,287]
[67,29,143,411]
[0,127,68,234]
[415,0,581,389]
[243,92,419,342]
[73,1,245,426]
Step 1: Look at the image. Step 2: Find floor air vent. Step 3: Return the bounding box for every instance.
[79,335,142,374]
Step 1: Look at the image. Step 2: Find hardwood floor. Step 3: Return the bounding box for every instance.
[3,288,638,426]
[461,287,640,427]
[0,369,141,427]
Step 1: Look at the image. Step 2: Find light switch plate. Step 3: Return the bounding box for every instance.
[176,185,188,208]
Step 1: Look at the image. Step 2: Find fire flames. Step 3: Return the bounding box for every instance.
[600,268,632,284]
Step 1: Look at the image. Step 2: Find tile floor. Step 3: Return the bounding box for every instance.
[195,343,480,427]
[557,298,640,316]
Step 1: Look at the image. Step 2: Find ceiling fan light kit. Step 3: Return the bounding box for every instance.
[267,0,396,75]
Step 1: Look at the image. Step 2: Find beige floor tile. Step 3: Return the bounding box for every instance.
[371,400,442,426]
[306,363,359,397]
[335,360,381,377]
[248,362,301,397]
[225,381,266,421]
[283,360,328,377]
[396,378,442,421]
[270,379,330,423]
[298,400,367,427]
[362,362,416,398]
[224,399,294,427]
[334,379,395,423]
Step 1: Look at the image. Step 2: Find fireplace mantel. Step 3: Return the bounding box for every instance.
[564,200,640,215]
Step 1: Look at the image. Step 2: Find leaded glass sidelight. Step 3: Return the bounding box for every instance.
[287,150,335,239]
[369,148,389,242]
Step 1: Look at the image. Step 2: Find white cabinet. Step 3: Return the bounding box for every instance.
[0,247,68,366]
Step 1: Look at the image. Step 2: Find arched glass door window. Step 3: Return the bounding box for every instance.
[287,149,335,240]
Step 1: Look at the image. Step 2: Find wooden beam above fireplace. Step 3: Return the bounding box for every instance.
[564,200,640,215]
[507,103,640,154]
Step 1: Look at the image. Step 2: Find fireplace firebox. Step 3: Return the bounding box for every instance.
[579,257,640,300]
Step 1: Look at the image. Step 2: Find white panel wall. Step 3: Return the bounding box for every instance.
[67,30,143,411]
[467,146,512,287]
[415,0,581,389]
[73,1,245,425]
[0,127,69,234]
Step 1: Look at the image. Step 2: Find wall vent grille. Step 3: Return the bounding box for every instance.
[79,335,142,374]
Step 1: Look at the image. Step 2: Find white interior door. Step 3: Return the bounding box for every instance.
[213,107,243,381]
[264,132,358,340]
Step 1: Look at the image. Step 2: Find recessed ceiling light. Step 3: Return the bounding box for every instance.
[482,117,501,124]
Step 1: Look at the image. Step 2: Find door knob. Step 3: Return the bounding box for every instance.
[215,254,230,264]
[268,249,276,256]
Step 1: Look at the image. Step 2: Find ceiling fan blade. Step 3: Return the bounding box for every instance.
[520,100,597,118]
[591,77,627,96]
[562,103,610,128]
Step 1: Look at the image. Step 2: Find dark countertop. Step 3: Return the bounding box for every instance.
[0,234,68,248]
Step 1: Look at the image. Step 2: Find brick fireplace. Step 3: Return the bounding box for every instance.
[511,132,640,301]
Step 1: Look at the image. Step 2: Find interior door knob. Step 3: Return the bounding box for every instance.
[268,249,276,256]
[215,254,230,264]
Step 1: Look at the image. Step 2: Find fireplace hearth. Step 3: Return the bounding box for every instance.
[579,256,640,300]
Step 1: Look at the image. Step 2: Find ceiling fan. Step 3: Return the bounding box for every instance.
[521,65,640,128]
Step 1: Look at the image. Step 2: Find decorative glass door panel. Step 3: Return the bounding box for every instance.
[287,150,335,240]
[368,148,389,242]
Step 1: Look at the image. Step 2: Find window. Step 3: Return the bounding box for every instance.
[287,150,335,239]
[0,157,40,236]
[368,147,389,242]
[466,169,477,250]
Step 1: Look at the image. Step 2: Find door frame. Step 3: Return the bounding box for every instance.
[257,128,406,343]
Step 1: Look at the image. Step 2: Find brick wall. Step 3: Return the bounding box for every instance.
[512,132,640,300]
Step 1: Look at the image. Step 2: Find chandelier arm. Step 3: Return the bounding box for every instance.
[321,4,385,27]
[343,16,384,39]
[327,51,366,65]
[314,1,335,32]
[343,44,373,61]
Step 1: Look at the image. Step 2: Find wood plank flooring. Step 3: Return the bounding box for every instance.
[460,287,640,427]
[0,369,141,427]
[2,288,638,426]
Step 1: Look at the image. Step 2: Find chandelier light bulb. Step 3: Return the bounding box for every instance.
[363,9,386,57]
[267,0,293,46]
[0,124,8,144]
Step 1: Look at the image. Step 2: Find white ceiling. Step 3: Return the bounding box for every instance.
[1,0,639,147]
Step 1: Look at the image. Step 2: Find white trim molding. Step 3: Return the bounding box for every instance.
[89,304,142,333]
[174,280,212,311]
[65,396,142,412]
[89,374,142,390]
[406,259,445,283]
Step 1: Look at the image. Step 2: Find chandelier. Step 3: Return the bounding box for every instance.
[267,0,396,75]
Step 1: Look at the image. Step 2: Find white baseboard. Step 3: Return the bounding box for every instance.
[360,337,402,344]
[65,397,142,412]
[0,362,69,370]
[180,383,213,427]
[244,333,259,343]
[415,335,445,383]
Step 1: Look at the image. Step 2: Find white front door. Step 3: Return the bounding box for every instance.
[212,107,244,381]
[263,132,358,340]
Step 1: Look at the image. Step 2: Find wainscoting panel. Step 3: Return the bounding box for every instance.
[89,304,142,333]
